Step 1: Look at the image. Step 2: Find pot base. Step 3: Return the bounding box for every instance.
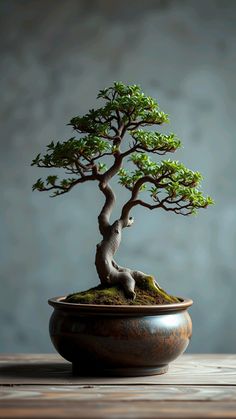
[72,363,169,377]
[49,296,193,377]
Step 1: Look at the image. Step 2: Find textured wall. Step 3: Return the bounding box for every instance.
[0,0,235,353]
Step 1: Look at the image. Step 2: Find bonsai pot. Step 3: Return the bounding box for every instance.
[48,297,193,377]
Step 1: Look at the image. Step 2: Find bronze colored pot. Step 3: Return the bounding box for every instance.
[48,297,193,376]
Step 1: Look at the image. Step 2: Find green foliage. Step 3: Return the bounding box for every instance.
[70,111,111,136]
[31,137,111,169]
[131,130,181,153]
[32,178,45,191]
[31,81,213,214]
[98,162,108,172]
[31,153,41,166]
[70,82,169,135]
[46,175,58,186]
[119,168,147,191]
[118,154,214,213]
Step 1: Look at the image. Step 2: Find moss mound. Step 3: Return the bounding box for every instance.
[65,276,179,305]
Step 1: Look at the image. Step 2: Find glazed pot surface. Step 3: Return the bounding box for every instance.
[48,297,192,376]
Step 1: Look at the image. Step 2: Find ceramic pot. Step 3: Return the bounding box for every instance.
[48,297,192,376]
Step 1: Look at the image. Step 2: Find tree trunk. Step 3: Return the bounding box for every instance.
[95,219,155,299]
[95,180,162,300]
[95,219,135,299]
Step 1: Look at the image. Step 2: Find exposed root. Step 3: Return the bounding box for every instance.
[109,259,178,303]
[95,218,178,303]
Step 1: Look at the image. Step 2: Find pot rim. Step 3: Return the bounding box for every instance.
[48,296,193,315]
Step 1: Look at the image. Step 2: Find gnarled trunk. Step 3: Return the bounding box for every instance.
[96,180,158,299]
[95,219,135,299]
[95,219,154,299]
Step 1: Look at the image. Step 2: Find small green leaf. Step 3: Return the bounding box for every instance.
[31,153,41,166]
[32,178,44,191]
[98,162,107,172]
[47,141,55,150]
[46,175,58,186]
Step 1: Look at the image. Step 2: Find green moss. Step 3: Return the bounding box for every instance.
[135,275,158,292]
[65,278,179,305]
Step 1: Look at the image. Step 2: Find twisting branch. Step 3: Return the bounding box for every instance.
[35,174,98,197]
[119,169,208,227]
[101,153,123,183]
[120,176,161,226]
[98,182,116,235]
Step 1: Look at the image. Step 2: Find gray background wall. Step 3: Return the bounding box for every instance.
[0,0,235,353]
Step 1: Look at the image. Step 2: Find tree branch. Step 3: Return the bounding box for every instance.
[120,139,178,159]
[119,173,198,227]
[98,182,116,235]
[37,174,98,197]
[102,153,123,183]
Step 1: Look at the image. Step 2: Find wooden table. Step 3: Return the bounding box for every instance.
[0,354,236,418]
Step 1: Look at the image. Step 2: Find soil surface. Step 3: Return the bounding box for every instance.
[65,281,179,305]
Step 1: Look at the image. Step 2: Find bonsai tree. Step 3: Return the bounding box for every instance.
[32,82,213,304]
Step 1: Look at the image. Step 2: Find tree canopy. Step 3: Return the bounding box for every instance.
[32,82,213,215]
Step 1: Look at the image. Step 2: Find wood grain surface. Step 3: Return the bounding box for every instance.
[0,354,236,418]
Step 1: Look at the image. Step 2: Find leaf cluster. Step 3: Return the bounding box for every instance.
[69,82,169,135]
[119,154,213,213]
[31,137,111,169]
[130,130,181,154]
